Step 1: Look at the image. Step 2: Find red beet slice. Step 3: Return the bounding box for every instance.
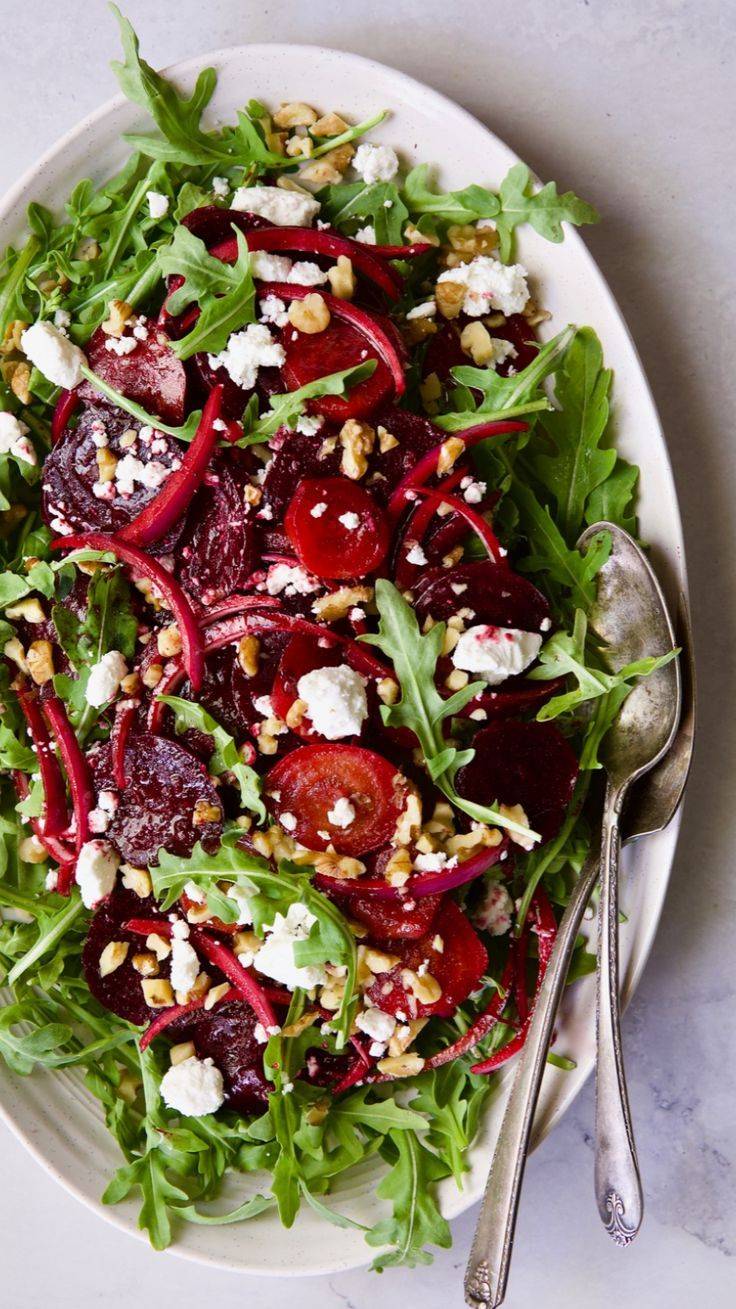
[329,887,443,941]
[78,325,187,425]
[181,205,274,247]
[368,408,446,503]
[90,733,223,866]
[167,628,290,745]
[281,317,397,421]
[266,743,408,856]
[456,719,579,843]
[169,999,271,1113]
[211,227,401,300]
[261,427,341,523]
[413,559,551,633]
[284,477,389,580]
[176,460,258,606]
[42,404,185,540]
[82,888,171,1025]
[270,633,342,737]
[423,314,538,384]
[366,899,488,1018]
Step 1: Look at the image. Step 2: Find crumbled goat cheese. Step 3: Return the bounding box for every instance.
[212,176,230,198]
[406,543,427,566]
[21,321,85,389]
[353,143,400,185]
[354,225,376,245]
[85,650,128,707]
[259,294,289,327]
[170,932,200,995]
[488,337,518,368]
[253,694,274,717]
[406,301,436,320]
[0,411,36,465]
[114,454,171,497]
[265,563,317,597]
[461,477,486,504]
[473,882,514,935]
[255,902,326,991]
[280,812,298,832]
[208,324,286,390]
[338,511,360,530]
[231,185,320,227]
[53,308,71,330]
[104,334,138,357]
[296,414,324,436]
[250,251,293,282]
[183,880,206,904]
[356,1006,397,1047]
[160,1055,225,1116]
[437,256,530,317]
[226,884,254,925]
[288,260,329,286]
[327,796,356,828]
[296,664,368,740]
[413,851,458,873]
[146,190,169,219]
[75,840,120,908]
[310,501,328,518]
[452,625,542,685]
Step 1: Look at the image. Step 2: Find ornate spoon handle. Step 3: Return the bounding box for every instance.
[464,850,600,1309]
[594,777,643,1244]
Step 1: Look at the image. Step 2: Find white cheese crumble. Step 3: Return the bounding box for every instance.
[114,453,171,498]
[354,225,376,244]
[413,851,458,873]
[226,884,254,924]
[255,902,326,991]
[406,301,436,320]
[488,337,518,368]
[310,501,327,518]
[295,413,324,436]
[53,308,71,330]
[288,260,328,286]
[146,190,169,219]
[437,256,530,318]
[280,812,298,832]
[0,411,36,466]
[231,185,321,227]
[160,1055,225,1116]
[183,880,206,904]
[338,511,360,530]
[353,143,400,185]
[265,563,317,597]
[296,664,368,740]
[355,1006,397,1048]
[208,323,286,391]
[21,321,85,389]
[85,650,128,707]
[259,294,289,328]
[461,476,487,504]
[211,176,230,198]
[250,251,293,282]
[75,840,120,908]
[452,625,542,685]
[406,542,427,566]
[327,796,356,829]
[473,881,513,935]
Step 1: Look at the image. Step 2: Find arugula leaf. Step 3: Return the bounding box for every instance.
[0,721,36,772]
[318,181,408,245]
[403,164,500,226]
[437,325,575,430]
[157,694,264,820]
[158,227,256,360]
[52,564,137,671]
[494,163,600,261]
[238,360,377,441]
[508,481,611,613]
[367,1131,452,1269]
[533,327,614,542]
[364,581,539,843]
[0,560,54,608]
[585,458,639,536]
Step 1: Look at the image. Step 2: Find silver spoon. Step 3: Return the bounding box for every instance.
[464,525,687,1308]
[580,522,681,1244]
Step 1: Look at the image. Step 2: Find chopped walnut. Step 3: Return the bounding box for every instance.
[101,299,134,337]
[141,662,163,689]
[312,584,373,623]
[95,447,118,483]
[311,111,349,137]
[192,799,222,826]
[435,280,465,319]
[236,634,260,677]
[339,418,375,479]
[273,101,318,128]
[157,624,182,658]
[288,293,331,334]
[99,941,129,978]
[26,639,54,686]
[460,320,496,365]
[327,254,355,300]
[376,1051,425,1077]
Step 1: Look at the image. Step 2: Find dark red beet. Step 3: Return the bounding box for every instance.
[82,888,171,1025]
[266,744,408,857]
[284,477,390,579]
[42,404,185,540]
[366,899,488,1018]
[281,317,396,421]
[90,733,223,866]
[456,719,579,843]
[413,559,551,633]
[423,322,466,384]
[423,314,537,385]
[176,460,257,605]
[459,676,566,721]
[367,408,445,503]
[171,999,272,1113]
[261,427,341,524]
[329,886,443,941]
[181,205,274,248]
[78,325,187,425]
[176,630,289,742]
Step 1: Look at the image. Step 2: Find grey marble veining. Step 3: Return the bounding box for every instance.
[1,1,734,1305]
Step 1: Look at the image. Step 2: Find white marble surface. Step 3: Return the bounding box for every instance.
[1,1,734,1305]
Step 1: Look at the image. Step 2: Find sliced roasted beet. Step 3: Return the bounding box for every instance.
[266,743,408,856]
[82,888,170,1025]
[281,317,396,421]
[270,634,342,738]
[329,886,443,941]
[177,630,288,741]
[90,733,223,866]
[176,460,257,605]
[181,205,274,248]
[261,427,341,523]
[41,404,185,539]
[78,325,187,425]
[367,408,445,503]
[456,719,579,843]
[170,999,271,1112]
[458,676,566,721]
[493,313,539,373]
[413,559,551,633]
[284,477,390,580]
[423,314,537,385]
[366,899,488,1018]
[423,321,466,384]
